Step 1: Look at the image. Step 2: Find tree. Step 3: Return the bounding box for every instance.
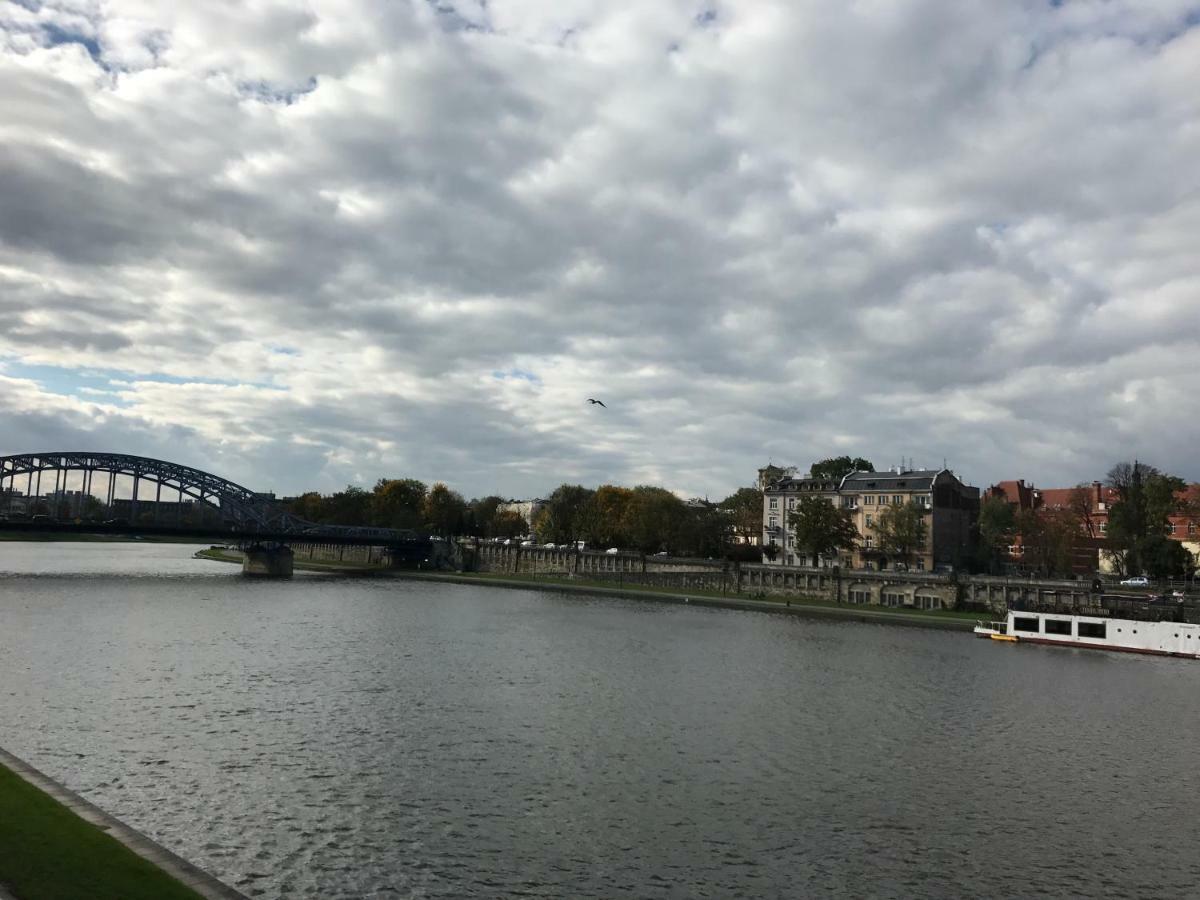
[875,501,927,567]
[1066,485,1099,538]
[1106,460,1186,576]
[788,496,859,566]
[623,486,688,554]
[423,482,466,537]
[720,487,764,544]
[810,456,874,482]
[492,509,527,539]
[1018,507,1077,578]
[322,486,373,525]
[579,485,633,547]
[976,495,1016,573]
[1140,534,1194,579]
[371,478,427,530]
[534,484,594,545]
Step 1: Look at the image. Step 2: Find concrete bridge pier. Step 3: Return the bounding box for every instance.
[242,543,294,577]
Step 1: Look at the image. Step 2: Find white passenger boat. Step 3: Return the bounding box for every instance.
[975,610,1200,659]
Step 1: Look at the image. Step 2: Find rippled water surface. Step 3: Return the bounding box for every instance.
[2,541,1199,898]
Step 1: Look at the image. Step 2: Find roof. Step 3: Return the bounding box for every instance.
[840,469,942,491]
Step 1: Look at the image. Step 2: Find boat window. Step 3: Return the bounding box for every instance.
[1013,617,1040,633]
[1044,619,1072,636]
[1078,622,1107,639]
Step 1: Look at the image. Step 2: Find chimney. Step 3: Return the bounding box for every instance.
[1093,481,1102,506]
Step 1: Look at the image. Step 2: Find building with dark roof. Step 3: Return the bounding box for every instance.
[763,466,979,571]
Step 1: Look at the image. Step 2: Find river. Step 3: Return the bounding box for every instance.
[1,541,1198,898]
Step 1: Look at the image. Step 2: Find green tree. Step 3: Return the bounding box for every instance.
[536,484,595,545]
[623,486,688,553]
[579,485,633,547]
[810,456,875,482]
[719,487,764,545]
[423,482,466,537]
[1106,461,1186,575]
[492,509,528,539]
[323,486,373,525]
[788,496,859,566]
[976,495,1016,573]
[1140,534,1195,579]
[371,478,427,529]
[875,501,927,567]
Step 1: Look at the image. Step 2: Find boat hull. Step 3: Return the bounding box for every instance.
[977,612,1200,659]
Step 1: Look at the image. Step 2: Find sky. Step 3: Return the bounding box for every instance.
[2,0,1199,501]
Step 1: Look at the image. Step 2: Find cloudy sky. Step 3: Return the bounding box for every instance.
[2,0,1198,501]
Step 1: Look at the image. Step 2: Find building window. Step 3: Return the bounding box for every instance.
[788,498,796,508]
[864,496,875,505]
[916,559,925,571]
[1168,523,1177,535]
[877,496,887,506]
[893,495,903,505]
[1099,523,1107,534]
[768,516,778,528]
[864,536,874,549]
[865,515,873,527]
[1190,523,1197,535]
[769,498,778,509]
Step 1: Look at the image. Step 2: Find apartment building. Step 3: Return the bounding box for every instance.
[763,467,979,571]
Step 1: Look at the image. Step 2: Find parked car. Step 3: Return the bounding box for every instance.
[1120,575,1150,587]
[653,550,669,557]
[605,547,620,555]
[520,540,534,547]
[542,543,557,549]
[1171,590,1186,600]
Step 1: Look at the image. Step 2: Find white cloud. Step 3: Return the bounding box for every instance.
[1,0,1198,499]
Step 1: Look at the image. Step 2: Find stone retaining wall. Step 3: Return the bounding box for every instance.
[466,543,1111,614]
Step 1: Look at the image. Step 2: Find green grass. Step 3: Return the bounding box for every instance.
[0,765,203,900]
[421,571,982,622]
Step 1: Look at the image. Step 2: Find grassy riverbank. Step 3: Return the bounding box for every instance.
[0,763,202,900]
[396,571,980,631]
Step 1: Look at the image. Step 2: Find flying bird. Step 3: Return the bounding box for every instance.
[587,398,607,407]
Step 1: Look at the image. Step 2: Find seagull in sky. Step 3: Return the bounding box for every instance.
[587,398,607,408]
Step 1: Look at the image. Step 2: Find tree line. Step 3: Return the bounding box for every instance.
[284,478,771,559]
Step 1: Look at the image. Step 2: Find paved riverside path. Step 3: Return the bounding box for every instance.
[0,747,248,900]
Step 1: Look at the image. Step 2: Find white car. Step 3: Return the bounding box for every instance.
[520,540,534,547]
[542,543,556,549]
[1119,575,1149,587]
[605,547,620,554]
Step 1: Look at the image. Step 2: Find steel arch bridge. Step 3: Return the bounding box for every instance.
[0,451,410,541]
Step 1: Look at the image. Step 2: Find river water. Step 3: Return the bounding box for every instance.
[1,542,1198,898]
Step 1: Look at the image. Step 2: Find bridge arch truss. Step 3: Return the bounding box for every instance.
[0,451,284,529]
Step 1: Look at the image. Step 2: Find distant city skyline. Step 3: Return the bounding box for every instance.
[2,2,1198,499]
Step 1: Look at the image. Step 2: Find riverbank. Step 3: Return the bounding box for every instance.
[189,550,977,630]
[0,532,206,544]
[393,571,979,631]
[0,747,244,900]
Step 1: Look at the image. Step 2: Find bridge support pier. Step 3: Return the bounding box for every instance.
[242,543,294,578]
